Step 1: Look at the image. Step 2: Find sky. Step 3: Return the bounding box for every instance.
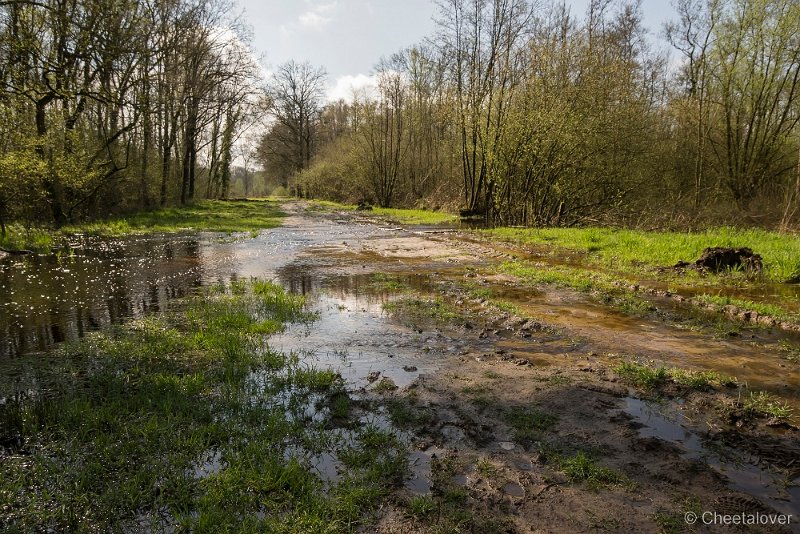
[237,0,679,101]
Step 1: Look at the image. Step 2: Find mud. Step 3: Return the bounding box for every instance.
[2,201,799,531]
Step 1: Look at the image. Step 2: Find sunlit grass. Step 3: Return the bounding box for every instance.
[307,199,457,225]
[486,226,800,283]
[1,200,285,252]
[70,199,285,235]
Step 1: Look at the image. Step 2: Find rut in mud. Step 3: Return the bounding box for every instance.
[1,201,799,532]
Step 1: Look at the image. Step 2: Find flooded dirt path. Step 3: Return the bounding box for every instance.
[2,201,799,531]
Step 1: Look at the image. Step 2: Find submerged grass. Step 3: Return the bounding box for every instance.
[0,278,406,532]
[0,200,284,252]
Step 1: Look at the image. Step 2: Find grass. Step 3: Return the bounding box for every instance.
[559,452,626,487]
[740,391,794,420]
[499,259,800,328]
[307,199,457,225]
[503,406,557,448]
[694,294,796,323]
[0,278,408,532]
[485,225,800,283]
[372,207,457,226]
[490,227,800,326]
[383,296,463,329]
[384,398,434,429]
[615,362,733,390]
[368,273,411,292]
[0,200,284,252]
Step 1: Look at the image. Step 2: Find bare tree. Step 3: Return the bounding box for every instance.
[259,60,327,193]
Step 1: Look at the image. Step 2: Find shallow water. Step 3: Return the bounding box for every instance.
[0,212,392,358]
[624,397,799,516]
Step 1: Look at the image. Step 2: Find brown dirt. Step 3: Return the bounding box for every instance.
[291,203,800,532]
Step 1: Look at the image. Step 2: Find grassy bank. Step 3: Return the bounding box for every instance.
[308,200,457,225]
[0,279,407,532]
[0,200,284,252]
[485,226,800,283]
[498,260,800,325]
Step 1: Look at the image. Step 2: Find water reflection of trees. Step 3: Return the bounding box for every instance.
[0,237,207,357]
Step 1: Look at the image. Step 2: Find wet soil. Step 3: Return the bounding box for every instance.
[2,201,799,531]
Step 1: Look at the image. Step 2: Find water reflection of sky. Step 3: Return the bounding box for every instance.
[0,215,391,358]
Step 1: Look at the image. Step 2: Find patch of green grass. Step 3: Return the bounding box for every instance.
[384,399,434,429]
[73,200,285,235]
[475,457,498,478]
[0,278,408,532]
[740,391,794,420]
[486,225,800,283]
[615,362,670,389]
[372,377,398,393]
[503,406,557,448]
[384,296,462,328]
[369,273,410,292]
[1,200,285,252]
[372,207,458,226]
[695,294,795,322]
[559,452,625,487]
[406,495,437,519]
[615,362,734,390]
[0,223,54,252]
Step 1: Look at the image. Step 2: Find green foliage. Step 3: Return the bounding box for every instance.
[615,362,732,390]
[487,226,800,283]
[615,362,670,389]
[559,452,625,486]
[503,406,557,448]
[70,200,285,235]
[407,495,437,519]
[0,278,406,531]
[372,207,457,225]
[740,391,793,420]
[1,200,285,252]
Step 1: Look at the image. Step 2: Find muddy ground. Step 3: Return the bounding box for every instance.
[269,202,800,532]
[2,200,798,532]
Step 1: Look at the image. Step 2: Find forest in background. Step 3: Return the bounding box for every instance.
[261,0,800,230]
[2,0,800,232]
[0,0,263,235]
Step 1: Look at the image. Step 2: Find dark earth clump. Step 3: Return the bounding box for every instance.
[673,247,763,274]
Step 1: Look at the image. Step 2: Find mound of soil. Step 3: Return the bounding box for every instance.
[674,247,763,274]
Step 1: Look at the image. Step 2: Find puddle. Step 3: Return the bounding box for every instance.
[502,482,525,497]
[406,446,448,494]
[624,397,799,516]
[471,277,800,412]
[0,211,398,358]
[468,235,800,314]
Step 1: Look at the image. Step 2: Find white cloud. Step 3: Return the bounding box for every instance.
[326,73,378,102]
[298,2,337,29]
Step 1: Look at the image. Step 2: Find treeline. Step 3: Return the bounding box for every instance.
[0,0,261,232]
[260,0,800,229]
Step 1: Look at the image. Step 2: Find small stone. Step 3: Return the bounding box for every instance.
[402,365,418,372]
[499,441,515,451]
